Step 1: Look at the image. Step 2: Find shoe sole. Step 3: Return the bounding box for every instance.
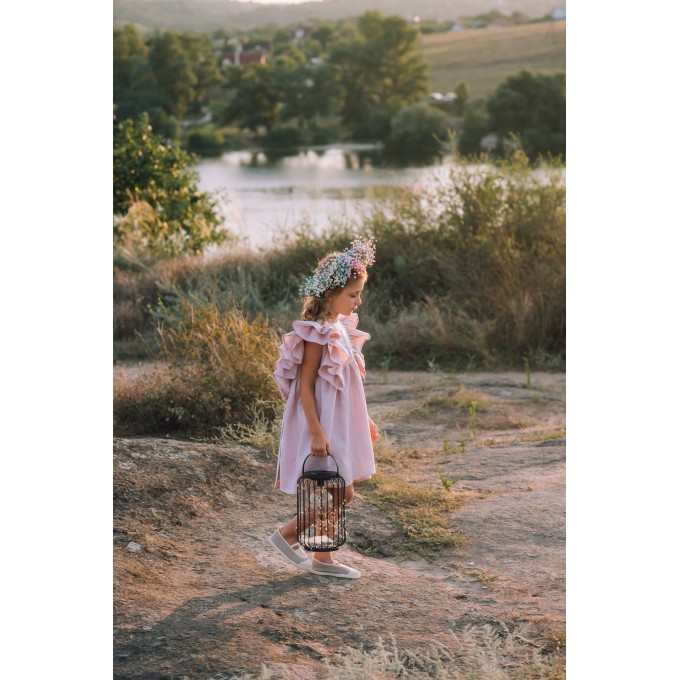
[309,568,360,579]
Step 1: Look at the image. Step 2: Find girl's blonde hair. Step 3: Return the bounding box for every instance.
[301,253,367,322]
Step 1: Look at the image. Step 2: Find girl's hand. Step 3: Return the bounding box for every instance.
[369,417,380,442]
[310,429,331,456]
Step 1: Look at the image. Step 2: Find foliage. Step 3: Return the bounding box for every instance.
[156,297,281,427]
[115,149,565,370]
[457,106,490,156]
[114,24,220,124]
[364,472,466,555]
[114,296,282,435]
[361,149,565,366]
[261,125,303,151]
[113,112,227,256]
[384,103,449,158]
[452,82,469,115]
[187,127,225,155]
[487,69,566,160]
[329,12,430,140]
[221,63,280,133]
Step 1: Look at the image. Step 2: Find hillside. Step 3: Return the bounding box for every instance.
[422,19,566,101]
[113,0,563,33]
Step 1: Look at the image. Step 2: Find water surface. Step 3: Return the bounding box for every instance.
[196,146,448,251]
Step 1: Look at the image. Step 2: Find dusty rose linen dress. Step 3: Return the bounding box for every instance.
[273,313,376,494]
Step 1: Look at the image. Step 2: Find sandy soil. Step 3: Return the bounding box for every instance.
[113,369,565,679]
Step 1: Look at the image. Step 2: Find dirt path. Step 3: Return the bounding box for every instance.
[114,370,565,679]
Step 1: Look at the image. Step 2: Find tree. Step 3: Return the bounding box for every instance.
[272,52,340,125]
[113,113,227,256]
[147,31,197,119]
[486,70,565,159]
[452,82,469,115]
[113,25,153,119]
[330,12,430,141]
[458,106,489,156]
[177,32,222,114]
[221,63,281,133]
[385,103,448,158]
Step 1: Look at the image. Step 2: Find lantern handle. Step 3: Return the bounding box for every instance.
[301,452,339,476]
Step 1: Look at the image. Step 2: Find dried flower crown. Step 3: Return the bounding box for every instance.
[300,236,377,297]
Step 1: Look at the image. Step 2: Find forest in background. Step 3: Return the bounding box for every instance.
[114,11,566,161]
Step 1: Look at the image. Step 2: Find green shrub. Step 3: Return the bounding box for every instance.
[186,128,224,155]
[487,70,566,160]
[458,106,490,156]
[261,126,303,151]
[113,112,229,257]
[384,103,449,159]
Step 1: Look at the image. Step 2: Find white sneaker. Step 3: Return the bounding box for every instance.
[310,558,360,579]
[268,530,312,571]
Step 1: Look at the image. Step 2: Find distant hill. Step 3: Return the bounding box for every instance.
[422,20,566,100]
[113,0,564,32]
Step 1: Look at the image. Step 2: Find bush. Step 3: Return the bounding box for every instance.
[359,148,565,367]
[114,296,282,435]
[261,126,303,151]
[384,103,449,159]
[487,70,566,160]
[113,112,229,257]
[458,106,490,156]
[114,149,565,370]
[187,128,224,156]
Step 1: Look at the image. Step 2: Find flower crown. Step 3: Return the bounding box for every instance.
[300,236,377,298]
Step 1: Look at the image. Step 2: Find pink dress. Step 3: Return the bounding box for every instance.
[273,313,376,494]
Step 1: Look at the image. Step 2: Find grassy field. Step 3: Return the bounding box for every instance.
[421,20,566,101]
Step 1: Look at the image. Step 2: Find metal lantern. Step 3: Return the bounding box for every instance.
[296,453,346,552]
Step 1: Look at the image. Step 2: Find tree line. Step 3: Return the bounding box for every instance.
[114,12,565,161]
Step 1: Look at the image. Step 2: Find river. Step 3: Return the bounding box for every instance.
[195,146,451,251]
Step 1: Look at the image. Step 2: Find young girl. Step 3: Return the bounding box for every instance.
[268,236,379,579]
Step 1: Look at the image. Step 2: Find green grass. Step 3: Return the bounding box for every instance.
[363,472,469,557]
[421,21,566,100]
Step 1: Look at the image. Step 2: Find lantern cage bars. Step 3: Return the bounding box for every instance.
[296,453,346,552]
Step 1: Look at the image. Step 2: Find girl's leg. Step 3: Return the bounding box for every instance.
[278,485,354,560]
[312,485,354,565]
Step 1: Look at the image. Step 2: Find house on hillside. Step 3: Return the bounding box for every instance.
[292,26,314,44]
[450,22,465,32]
[551,8,566,20]
[221,49,268,69]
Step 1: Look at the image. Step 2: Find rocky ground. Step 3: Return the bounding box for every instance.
[113,370,566,679]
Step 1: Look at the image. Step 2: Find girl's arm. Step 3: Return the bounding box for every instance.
[299,340,331,456]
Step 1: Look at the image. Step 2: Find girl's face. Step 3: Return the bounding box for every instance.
[330,277,365,318]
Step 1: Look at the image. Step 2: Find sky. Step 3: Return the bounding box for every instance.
[233,0,323,4]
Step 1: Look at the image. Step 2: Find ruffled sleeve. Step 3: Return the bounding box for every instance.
[273,320,352,400]
[339,313,371,379]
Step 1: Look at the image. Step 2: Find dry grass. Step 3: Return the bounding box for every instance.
[486,428,565,447]
[363,472,469,557]
[214,399,283,457]
[422,21,566,100]
[114,298,282,435]
[419,385,491,415]
[245,623,565,679]
[464,567,497,589]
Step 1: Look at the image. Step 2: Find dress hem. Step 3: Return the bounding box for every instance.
[274,470,376,496]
